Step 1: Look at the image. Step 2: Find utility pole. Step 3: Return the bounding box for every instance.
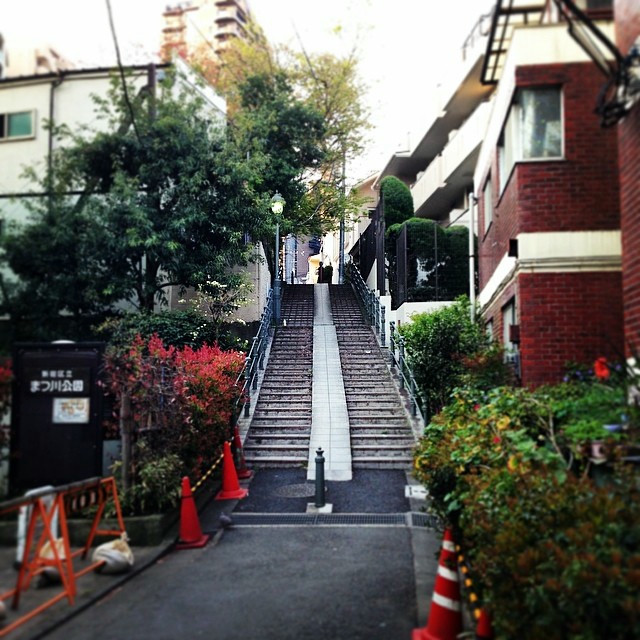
[338,147,346,284]
[469,192,476,322]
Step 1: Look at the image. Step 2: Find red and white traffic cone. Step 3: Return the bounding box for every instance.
[233,426,253,480]
[413,528,462,640]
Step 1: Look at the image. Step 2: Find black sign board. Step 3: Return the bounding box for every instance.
[11,342,105,491]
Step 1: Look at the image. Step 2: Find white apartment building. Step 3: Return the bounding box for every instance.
[0,56,270,321]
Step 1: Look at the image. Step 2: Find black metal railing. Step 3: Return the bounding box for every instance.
[346,264,386,347]
[389,321,426,427]
[234,289,274,419]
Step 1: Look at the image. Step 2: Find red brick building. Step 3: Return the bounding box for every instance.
[475,3,624,386]
[614,0,640,358]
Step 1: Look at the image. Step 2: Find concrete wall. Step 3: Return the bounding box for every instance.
[393,300,454,327]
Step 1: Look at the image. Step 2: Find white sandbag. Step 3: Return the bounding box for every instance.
[92,533,134,575]
[37,538,66,584]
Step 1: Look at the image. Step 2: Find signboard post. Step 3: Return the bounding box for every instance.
[10,343,105,491]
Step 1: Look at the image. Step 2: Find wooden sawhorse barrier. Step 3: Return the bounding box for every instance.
[0,476,125,636]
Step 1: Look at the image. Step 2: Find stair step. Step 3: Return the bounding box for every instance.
[351,444,413,451]
[244,445,309,454]
[244,455,308,467]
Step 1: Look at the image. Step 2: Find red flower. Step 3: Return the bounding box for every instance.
[492,436,501,444]
[594,357,610,380]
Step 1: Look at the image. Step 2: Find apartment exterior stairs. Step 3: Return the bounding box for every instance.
[243,285,314,468]
[329,284,415,469]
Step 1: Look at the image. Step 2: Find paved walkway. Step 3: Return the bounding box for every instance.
[307,284,352,481]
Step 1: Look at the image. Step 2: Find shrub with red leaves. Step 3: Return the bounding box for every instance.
[103,335,244,510]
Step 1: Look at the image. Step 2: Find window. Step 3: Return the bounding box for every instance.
[520,88,562,159]
[502,299,517,353]
[498,87,562,191]
[483,175,493,234]
[486,319,494,341]
[0,111,35,140]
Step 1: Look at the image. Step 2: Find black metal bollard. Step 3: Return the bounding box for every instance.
[315,448,326,508]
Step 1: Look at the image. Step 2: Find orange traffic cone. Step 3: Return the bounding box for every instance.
[215,441,249,500]
[176,476,210,550]
[475,608,493,639]
[413,528,462,640]
[233,426,253,480]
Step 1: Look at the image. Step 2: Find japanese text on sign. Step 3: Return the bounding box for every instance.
[26,368,90,395]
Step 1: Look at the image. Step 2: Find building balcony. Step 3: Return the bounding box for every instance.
[411,100,491,220]
[374,11,493,188]
[216,22,243,38]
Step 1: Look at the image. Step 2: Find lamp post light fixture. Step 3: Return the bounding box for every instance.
[271,192,285,324]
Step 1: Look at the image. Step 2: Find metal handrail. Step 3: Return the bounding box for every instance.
[234,289,274,419]
[346,264,386,345]
[389,321,426,427]
[347,264,425,426]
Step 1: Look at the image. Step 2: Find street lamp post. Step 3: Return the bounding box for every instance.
[271,192,285,325]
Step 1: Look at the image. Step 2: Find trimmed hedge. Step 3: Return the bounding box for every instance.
[380,176,413,227]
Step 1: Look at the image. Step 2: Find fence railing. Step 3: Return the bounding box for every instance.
[347,264,425,427]
[389,321,427,428]
[235,288,274,419]
[346,264,386,346]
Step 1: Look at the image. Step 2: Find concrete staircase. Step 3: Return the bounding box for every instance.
[243,285,314,468]
[330,285,415,469]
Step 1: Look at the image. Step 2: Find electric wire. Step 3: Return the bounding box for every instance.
[105,0,142,143]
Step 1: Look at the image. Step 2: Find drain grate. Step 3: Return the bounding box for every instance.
[409,512,441,528]
[212,512,440,528]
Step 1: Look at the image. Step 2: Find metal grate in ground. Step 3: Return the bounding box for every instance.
[409,512,441,528]
[207,512,441,529]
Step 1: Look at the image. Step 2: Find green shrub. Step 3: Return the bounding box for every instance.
[462,467,640,639]
[380,176,413,226]
[387,218,475,305]
[413,373,640,639]
[96,309,220,349]
[400,297,486,417]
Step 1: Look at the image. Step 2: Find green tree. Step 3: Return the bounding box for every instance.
[193,25,371,277]
[400,297,486,418]
[1,71,266,336]
[380,176,413,227]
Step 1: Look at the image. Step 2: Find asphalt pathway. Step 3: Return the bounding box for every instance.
[43,526,416,640]
[227,469,411,515]
[34,470,432,640]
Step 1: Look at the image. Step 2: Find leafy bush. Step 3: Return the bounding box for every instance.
[413,370,640,639]
[380,176,413,226]
[386,219,474,305]
[462,466,640,639]
[102,334,244,514]
[400,297,486,418]
[97,310,221,350]
[413,386,558,521]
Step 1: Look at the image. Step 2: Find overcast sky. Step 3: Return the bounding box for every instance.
[4,0,494,181]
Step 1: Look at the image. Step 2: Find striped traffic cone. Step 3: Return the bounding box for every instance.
[413,528,462,640]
